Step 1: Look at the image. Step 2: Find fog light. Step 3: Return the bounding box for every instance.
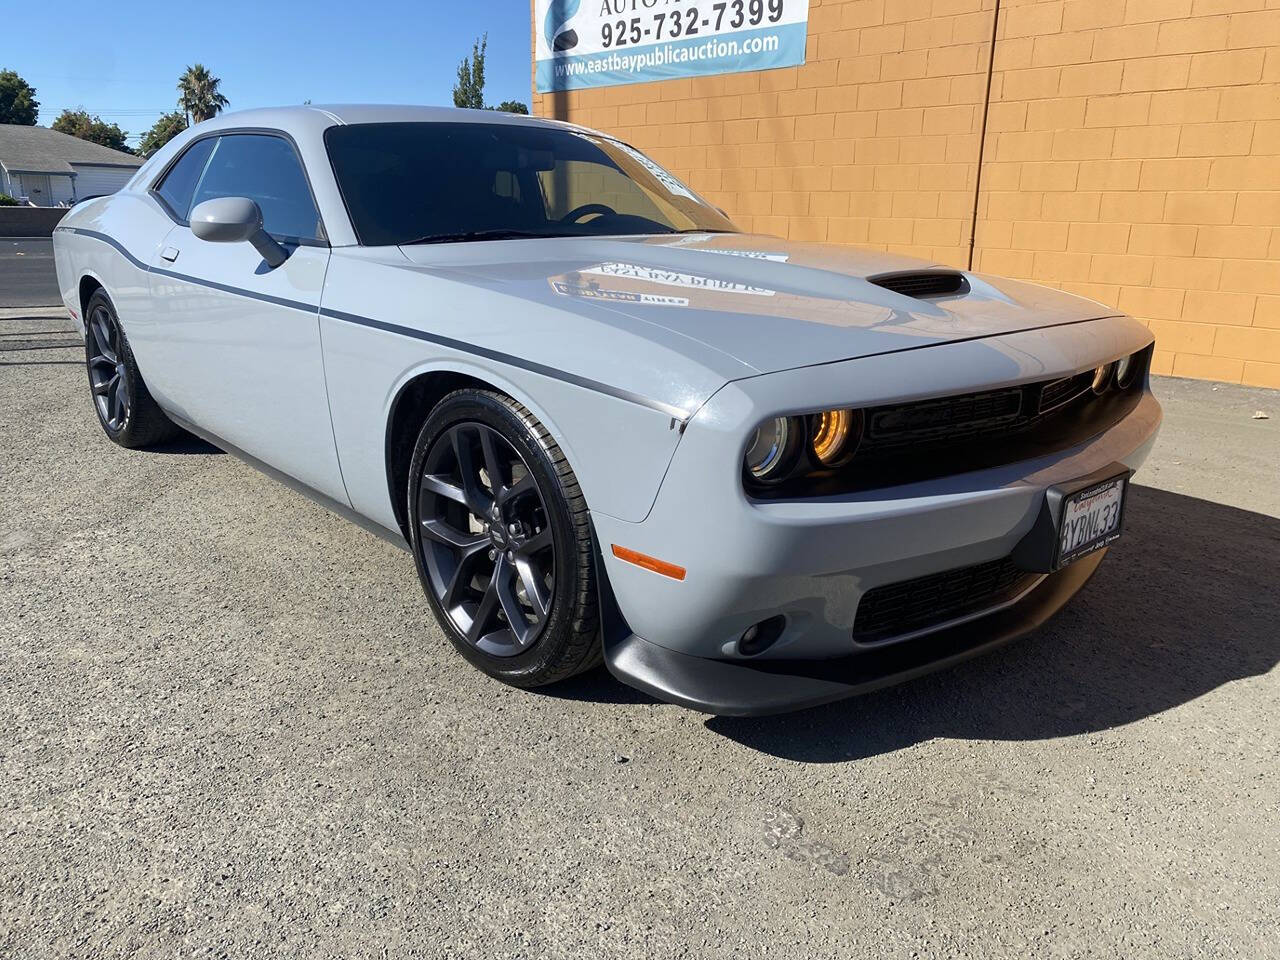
[1091,362,1115,395]
[738,615,786,656]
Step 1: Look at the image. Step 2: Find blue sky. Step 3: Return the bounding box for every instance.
[9,0,533,148]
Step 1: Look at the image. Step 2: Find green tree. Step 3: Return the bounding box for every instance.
[177,64,230,123]
[139,111,188,157]
[51,109,131,153]
[451,38,528,114]
[0,69,39,125]
[452,34,487,110]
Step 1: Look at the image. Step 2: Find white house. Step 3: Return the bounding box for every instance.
[0,123,142,207]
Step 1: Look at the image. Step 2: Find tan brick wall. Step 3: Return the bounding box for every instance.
[532,0,1280,387]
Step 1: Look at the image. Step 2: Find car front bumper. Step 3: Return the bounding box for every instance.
[591,317,1162,715]
[603,548,1107,716]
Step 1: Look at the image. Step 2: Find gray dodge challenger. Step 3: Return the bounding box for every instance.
[52,105,1161,715]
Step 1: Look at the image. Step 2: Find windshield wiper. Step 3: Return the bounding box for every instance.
[401,229,570,245]
[672,228,737,234]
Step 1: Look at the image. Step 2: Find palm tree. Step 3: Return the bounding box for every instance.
[177,64,229,124]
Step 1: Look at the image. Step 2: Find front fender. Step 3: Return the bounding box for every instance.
[323,318,691,533]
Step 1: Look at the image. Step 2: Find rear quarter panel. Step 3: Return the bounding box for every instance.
[53,193,175,356]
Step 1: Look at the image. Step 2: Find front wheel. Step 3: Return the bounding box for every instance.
[407,389,600,687]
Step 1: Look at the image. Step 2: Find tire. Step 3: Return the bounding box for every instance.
[83,289,181,449]
[407,389,601,687]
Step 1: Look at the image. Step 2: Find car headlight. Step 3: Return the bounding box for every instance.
[811,408,861,466]
[744,409,864,486]
[1091,362,1115,395]
[1115,352,1139,389]
[744,416,801,483]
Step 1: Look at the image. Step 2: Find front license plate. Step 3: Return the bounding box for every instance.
[1056,475,1126,567]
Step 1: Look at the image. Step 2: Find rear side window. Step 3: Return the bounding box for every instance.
[154,137,216,220]
[190,134,324,243]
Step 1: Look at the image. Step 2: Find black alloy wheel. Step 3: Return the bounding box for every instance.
[408,389,600,687]
[86,301,130,432]
[418,420,555,656]
[82,288,181,449]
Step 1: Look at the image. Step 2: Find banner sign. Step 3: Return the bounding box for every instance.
[535,0,809,93]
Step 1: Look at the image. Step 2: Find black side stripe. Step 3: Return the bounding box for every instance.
[57,226,690,421]
[317,306,689,421]
[152,264,316,313]
[58,226,150,271]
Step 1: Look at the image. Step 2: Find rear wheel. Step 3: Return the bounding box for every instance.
[83,289,180,448]
[407,389,600,687]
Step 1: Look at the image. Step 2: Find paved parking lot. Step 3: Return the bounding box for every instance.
[1,307,1277,959]
[0,240,61,308]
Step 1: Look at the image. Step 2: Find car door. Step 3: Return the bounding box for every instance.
[142,131,347,504]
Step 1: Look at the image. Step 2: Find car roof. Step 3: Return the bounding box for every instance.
[126,104,617,247]
[188,104,601,138]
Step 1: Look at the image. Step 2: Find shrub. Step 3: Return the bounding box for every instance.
[0,193,19,206]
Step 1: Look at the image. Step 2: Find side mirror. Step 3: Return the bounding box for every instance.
[189,196,288,268]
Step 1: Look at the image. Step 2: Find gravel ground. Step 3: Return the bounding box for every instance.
[2,309,1277,959]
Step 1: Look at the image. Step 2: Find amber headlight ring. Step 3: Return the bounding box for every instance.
[809,408,864,468]
[1090,362,1117,395]
[743,408,866,489]
[1114,351,1142,390]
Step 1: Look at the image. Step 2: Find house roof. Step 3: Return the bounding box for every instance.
[0,123,143,175]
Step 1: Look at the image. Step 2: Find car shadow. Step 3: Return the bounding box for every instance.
[147,434,224,456]
[539,668,656,706]
[544,486,1280,760]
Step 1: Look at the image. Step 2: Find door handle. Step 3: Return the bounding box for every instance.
[161,246,180,262]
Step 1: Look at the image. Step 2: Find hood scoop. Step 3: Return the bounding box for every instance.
[868,270,970,299]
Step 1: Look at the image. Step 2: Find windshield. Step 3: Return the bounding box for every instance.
[324,121,738,246]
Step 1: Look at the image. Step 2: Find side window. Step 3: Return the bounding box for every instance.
[189,134,324,242]
[154,137,216,221]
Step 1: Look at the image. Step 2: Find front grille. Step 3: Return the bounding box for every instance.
[746,344,1153,499]
[869,270,969,299]
[857,378,1083,459]
[865,387,1024,452]
[1038,372,1093,414]
[853,556,1039,645]
[846,355,1146,480]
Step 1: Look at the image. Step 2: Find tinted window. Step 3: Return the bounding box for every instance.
[537,160,667,223]
[190,134,323,242]
[325,122,736,246]
[154,137,216,219]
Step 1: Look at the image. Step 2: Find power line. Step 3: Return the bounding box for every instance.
[47,107,171,115]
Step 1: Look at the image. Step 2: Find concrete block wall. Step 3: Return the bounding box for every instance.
[978,0,1280,386]
[0,207,68,238]
[532,0,1280,387]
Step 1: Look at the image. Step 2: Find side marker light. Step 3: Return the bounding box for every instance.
[611,545,686,581]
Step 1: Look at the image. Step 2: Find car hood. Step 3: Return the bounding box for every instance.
[396,233,1120,376]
